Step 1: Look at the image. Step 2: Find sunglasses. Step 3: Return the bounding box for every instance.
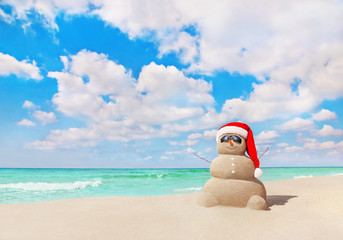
[220,135,242,144]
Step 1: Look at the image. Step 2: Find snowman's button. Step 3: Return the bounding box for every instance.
[232,170,235,173]
[232,163,235,166]
[231,157,234,160]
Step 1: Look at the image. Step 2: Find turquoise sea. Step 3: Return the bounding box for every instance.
[1,167,343,204]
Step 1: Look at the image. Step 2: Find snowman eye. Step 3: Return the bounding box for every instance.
[220,135,242,144]
[231,135,242,144]
[220,135,230,142]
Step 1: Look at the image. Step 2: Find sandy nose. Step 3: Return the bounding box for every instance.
[229,139,233,146]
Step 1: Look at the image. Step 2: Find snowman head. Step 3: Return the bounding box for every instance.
[217,133,247,155]
[215,122,260,169]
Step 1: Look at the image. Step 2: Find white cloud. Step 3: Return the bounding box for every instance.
[0,52,42,80]
[33,110,56,125]
[255,130,280,144]
[277,143,289,148]
[134,62,214,124]
[49,50,136,120]
[187,129,217,141]
[1,0,90,29]
[188,133,203,140]
[29,50,215,149]
[285,146,303,152]
[157,31,199,64]
[205,147,213,153]
[17,119,36,127]
[165,147,195,155]
[5,0,343,148]
[169,128,218,147]
[313,125,343,137]
[22,100,35,109]
[220,82,320,122]
[326,150,340,157]
[311,109,337,121]
[279,117,315,132]
[337,141,343,150]
[203,129,217,139]
[49,50,213,124]
[0,8,14,23]
[303,138,337,150]
[27,126,98,150]
[168,139,199,146]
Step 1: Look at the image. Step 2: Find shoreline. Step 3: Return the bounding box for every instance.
[1,167,343,205]
[1,175,343,239]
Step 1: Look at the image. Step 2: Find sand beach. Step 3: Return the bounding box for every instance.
[1,174,343,240]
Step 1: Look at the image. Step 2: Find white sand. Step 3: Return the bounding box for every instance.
[1,175,343,240]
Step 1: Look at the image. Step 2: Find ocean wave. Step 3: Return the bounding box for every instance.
[334,173,343,176]
[110,174,166,179]
[293,175,313,179]
[174,187,203,192]
[0,179,102,191]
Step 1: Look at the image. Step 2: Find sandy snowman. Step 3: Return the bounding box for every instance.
[198,122,267,210]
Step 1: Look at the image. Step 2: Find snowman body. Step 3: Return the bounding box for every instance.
[198,133,267,210]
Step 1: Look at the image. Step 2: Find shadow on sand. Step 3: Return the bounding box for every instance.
[266,195,297,209]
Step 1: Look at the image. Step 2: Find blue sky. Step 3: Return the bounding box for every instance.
[0,0,343,168]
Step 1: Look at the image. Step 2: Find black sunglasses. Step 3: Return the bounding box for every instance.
[220,135,242,144]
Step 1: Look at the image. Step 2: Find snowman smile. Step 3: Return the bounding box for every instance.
[226,146,236,150]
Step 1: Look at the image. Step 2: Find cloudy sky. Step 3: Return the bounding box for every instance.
[1,0,343,168]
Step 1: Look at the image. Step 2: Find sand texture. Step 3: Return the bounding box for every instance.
[1,175,343,240]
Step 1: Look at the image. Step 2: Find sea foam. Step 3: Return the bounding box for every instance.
[0,179,102,191]
[174,187,203,192]
[293,175,313,179]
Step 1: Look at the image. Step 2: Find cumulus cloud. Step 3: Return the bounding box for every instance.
[189,129,217,140]
[311,109,337,121]
[157,30,199,64]
[169,139,199,146]
[313,125,343,137]
[277,143,289,148]
[279,117,315,132]
[188,133,203,140]
[22,100,35,109]
[0,8,14,23]
[33,110,56,125]
[1,0,90,29]
[203,129,217,139]
[220,82,320,122]
[0,52,42,80]
[303,138,337,150]
[285,146,303,152]
[29,50,215,149]
[168,128,218,146]
[165,147,195,155]
[2,0,343,123]
[326,150,340,157]
[17,118,36,127]
[27,126,99,150]
[255,130,280,144]
[4,0,343,149]
[49,50,136,120]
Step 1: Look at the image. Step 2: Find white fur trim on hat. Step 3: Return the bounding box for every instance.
[254,168,263,178]
[216,126,248,142]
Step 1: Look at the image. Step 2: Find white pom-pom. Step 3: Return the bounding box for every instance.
[254,168,263,178]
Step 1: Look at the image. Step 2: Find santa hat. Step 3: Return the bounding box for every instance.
[216,122,260,169]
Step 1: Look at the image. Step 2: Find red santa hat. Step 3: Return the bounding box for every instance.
[216,122,260,169]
